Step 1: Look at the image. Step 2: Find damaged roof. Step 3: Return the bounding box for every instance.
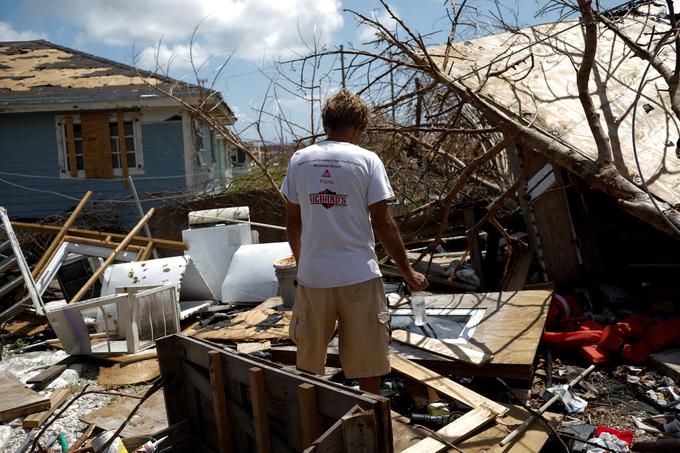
[0,40,234,120]
[430,6,680,209]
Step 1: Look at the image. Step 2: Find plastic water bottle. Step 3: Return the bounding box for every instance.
[411,292,427,326]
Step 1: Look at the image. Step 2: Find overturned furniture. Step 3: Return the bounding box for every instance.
[47,284,179,355]
[157,334,393,452]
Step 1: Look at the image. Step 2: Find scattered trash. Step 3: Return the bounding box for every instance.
[546,384,589,414]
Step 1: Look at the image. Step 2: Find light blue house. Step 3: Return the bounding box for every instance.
[0,40,239,220]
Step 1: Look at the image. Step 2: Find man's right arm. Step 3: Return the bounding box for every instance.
[285,200,302,263]
[369,200,428,292]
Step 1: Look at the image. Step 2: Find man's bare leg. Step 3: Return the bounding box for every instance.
[359,376,380,394]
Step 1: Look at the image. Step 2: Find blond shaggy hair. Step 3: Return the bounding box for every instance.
[321,89,370,132]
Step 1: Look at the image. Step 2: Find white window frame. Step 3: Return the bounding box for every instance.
[55,112,145,179]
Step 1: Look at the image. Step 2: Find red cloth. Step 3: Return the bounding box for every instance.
[594,426,633,446]
[578,319,605,331]
[542,331,602,349]
[616,313,656,340]
[598,325,624,353]
[621,341,650,365]
[646,317,680,352]
[579,344,610,364]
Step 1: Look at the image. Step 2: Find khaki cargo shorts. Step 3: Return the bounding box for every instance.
[289,278,391,379]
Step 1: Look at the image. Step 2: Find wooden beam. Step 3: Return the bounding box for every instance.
[12,221,188,251]
[63,235,144,252]
[341,411,377,453]
[209,351,233,453]
[298,383,320,449]
[31,191,92,279]
[22,388,70,428]
[70,208,154,303]
[65,115,78,178]
[402,406,495,453]
[249,367,271,453]
[26,356,78,390]
[390,354,507,416]
[391,330,492,366]
[116,109,129,186]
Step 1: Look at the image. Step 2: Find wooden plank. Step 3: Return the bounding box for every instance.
[503,249,534,291]
[249,367,271,453]
[208,351,233,453]
[22,388,70,428]
[11,221,188,250]
[80,390,168,438]
[70,208,154,303]
[26,355,78,389]
[237,341,272,354]
[304,405,362,453]
[103,348,157,365]
[298,383,320,449]
[457,404,560,453]
[390,354,507,416]
[0,371,51,422]
[31,191,92,279]
[81,112,113,179]
[116,109,129,185]
[342,411,377,453]
[196,308,291,342]
[65,115,78,178]
[391,330,492,366]
[402,406,494,453]
[650,348,680,382]
[97,359,160,388]
[63,235,144,252]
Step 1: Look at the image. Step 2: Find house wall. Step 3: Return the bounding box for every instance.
[0,110,187,221]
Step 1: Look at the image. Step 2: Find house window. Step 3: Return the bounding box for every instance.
[56,112,144,179]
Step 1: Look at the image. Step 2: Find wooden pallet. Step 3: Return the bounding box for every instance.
[157,334,393,453]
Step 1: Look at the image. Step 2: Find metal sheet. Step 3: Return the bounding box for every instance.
[100,256,215,301]
[182,224,252,301]
[221,242,292,303]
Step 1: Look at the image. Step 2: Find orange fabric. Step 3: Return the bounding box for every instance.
[579,344,610,364]
[542,331,601,349]
[646,317,680,353]
[598,325,624,353]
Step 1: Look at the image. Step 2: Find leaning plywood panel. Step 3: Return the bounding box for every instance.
[0,371,51,421]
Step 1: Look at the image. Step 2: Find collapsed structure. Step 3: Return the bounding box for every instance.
[1,2,680,452]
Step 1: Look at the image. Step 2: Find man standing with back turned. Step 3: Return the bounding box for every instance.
[281,89,428,393]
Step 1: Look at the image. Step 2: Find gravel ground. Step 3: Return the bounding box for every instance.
[0,346,147,452]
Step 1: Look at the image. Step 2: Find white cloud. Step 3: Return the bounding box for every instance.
[43,0,343,61]
[0,21,46,41]
[357,6,400,43]
[137,43,209,73]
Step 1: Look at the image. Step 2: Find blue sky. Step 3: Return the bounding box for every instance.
[0,0,624,140]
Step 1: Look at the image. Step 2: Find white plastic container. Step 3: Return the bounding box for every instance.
[411,292,428,326]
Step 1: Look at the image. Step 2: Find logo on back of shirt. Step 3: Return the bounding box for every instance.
[321,169,331,178]
[309,188,348,209]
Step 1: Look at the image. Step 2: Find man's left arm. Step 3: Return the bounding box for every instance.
[286,201,302,263]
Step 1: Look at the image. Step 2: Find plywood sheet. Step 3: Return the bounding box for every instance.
[97,359,160,388]
[81,390,167,438]
[0,371,51,421]
[430,7,680,207]
[196,308,291,342]
[81,112,113,179]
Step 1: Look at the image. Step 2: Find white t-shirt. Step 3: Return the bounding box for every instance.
[281,140,394,288]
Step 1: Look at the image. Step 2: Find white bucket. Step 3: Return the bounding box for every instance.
[274,256,297,309]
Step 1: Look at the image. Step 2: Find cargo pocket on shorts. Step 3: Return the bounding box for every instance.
[377,307,391,340]
[289,311,305,344]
